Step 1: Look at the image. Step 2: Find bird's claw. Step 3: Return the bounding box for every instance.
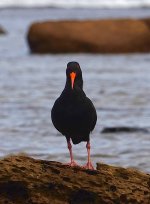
[65,160,79,167]
[83,161,95,170]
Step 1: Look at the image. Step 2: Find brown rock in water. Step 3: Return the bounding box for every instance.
[27,19,150,54]
[0,155,149,204]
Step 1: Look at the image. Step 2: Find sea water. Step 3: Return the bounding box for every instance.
[0,0,150,8]
[0,8,150,172]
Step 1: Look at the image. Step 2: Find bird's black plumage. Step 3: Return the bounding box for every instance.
[51,62,97,144]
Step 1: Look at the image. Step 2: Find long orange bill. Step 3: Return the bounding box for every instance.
[70,72,76,89]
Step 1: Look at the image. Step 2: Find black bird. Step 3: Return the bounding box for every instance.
[51,62,97,169]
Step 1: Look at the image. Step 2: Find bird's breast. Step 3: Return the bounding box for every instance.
[51,88,96,136]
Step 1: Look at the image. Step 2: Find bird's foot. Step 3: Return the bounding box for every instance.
[83,161,95,170]
[65,160,79,167]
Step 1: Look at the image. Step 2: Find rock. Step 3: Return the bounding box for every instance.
[0,26,6,35]
[27,18,150,54]
[101,127,149,134]
[0,155,150,204]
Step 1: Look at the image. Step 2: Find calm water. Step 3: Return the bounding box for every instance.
[0,8,150,172]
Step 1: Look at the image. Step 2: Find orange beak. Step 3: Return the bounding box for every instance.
[70,72,76,89]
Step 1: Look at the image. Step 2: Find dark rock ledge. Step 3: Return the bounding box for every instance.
[101,127,149,134]
[0,155,150,204]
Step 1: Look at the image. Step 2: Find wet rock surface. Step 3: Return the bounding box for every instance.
[0,155,149,204]
[27,18,150,53]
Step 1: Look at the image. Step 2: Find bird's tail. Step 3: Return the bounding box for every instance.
[71,134,89,145]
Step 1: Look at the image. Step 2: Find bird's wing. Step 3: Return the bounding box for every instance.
[85,97,97,131]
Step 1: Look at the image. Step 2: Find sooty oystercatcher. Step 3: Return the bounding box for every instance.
[51,62,97,170]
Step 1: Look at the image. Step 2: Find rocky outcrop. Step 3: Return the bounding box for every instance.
[0,26,5,35]
[27,18,150,54]
[0,155,150,204]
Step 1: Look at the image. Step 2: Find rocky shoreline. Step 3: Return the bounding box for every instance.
[0,155,149,204]
[27,18,150,54]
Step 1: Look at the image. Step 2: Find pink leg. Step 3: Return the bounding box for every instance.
[83,142,95,170]
[65,139,78,167]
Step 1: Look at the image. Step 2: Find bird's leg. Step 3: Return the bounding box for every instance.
[83,141,95,170]
[66,139,78,167]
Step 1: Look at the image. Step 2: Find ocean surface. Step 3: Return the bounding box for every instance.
[1,0,150,8]
[0,8,150,172]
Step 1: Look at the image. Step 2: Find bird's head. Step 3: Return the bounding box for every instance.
[66,61,83,90]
